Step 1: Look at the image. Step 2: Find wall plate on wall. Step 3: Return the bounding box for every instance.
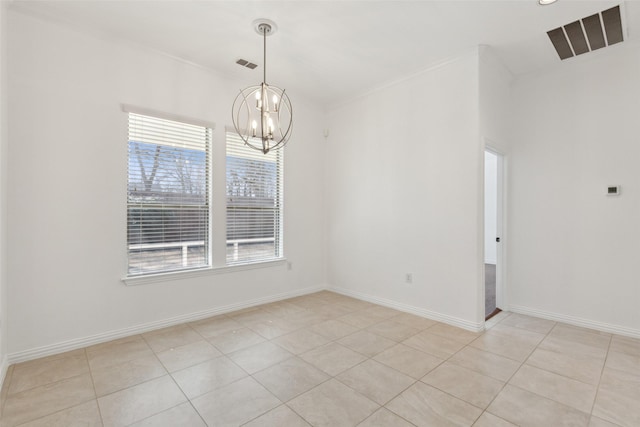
[607,185,621,195]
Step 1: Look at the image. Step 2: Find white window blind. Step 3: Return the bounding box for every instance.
[226,131,283,265]
[127,112,211,275]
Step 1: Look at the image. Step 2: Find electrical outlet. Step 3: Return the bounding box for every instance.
[287,262,293,271]
[405,273,413,284]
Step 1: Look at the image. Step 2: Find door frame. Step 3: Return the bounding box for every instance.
[484,144,506,314]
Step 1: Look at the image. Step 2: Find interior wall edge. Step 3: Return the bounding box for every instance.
[327,46,479,113]
[0,354,7,391]
[509,304,640,340]
[0,0,9,377]
[328,285,485,333]
[7,285,323,365]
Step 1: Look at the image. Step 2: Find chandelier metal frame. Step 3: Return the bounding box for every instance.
[232,20,293,154]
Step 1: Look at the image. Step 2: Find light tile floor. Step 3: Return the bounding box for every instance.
[1,291,639,426]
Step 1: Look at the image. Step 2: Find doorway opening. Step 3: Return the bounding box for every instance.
[484,149,503,320]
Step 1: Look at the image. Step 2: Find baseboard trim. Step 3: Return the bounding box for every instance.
[8,285,324,364]
[509,304,640,339]
[328,286,484,333]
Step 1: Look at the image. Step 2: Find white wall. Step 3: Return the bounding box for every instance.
[0,0,9,373]
[325,51,484,329]
[478,46,512,154]
[509,44,640,335]
[484,151,497,264]
[6,11,326,357]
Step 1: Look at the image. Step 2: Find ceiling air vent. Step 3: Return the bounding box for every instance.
[547,5,624,60]
[236,59,258,69]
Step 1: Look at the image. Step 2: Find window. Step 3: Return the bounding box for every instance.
[127,112,211,275]
[226,131,283,265]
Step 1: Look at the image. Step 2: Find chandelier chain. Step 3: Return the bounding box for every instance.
[263,25,267,84]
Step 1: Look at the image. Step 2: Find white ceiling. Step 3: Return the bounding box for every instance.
[9,0,640,108]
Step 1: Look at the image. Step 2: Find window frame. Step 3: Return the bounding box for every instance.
[121,106,287,286]
[123,105,214,279]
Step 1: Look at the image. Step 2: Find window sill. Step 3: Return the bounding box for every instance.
[122,258,287,286]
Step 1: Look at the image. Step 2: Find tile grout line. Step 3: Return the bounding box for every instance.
[165,373,205,426]
[8,384,98,427]
[0,364,13,417]
[588,332,613,418]
[246,304,429,426]
[2,351,97,426]
[332,355,417,404]
[460,315,557,424]
[487,319,608,421]
[282,400,316,427]
[520,323,613,387]
[257,305,358,427]
[141,349,180,421]
[368,325,492,424]
[464,320,539,365]
[83,346,105,427]
[413,336,489,424]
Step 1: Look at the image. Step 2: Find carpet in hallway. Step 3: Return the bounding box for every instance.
[485,263,496,318]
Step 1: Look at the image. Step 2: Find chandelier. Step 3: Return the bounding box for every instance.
[232,19,293,154]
